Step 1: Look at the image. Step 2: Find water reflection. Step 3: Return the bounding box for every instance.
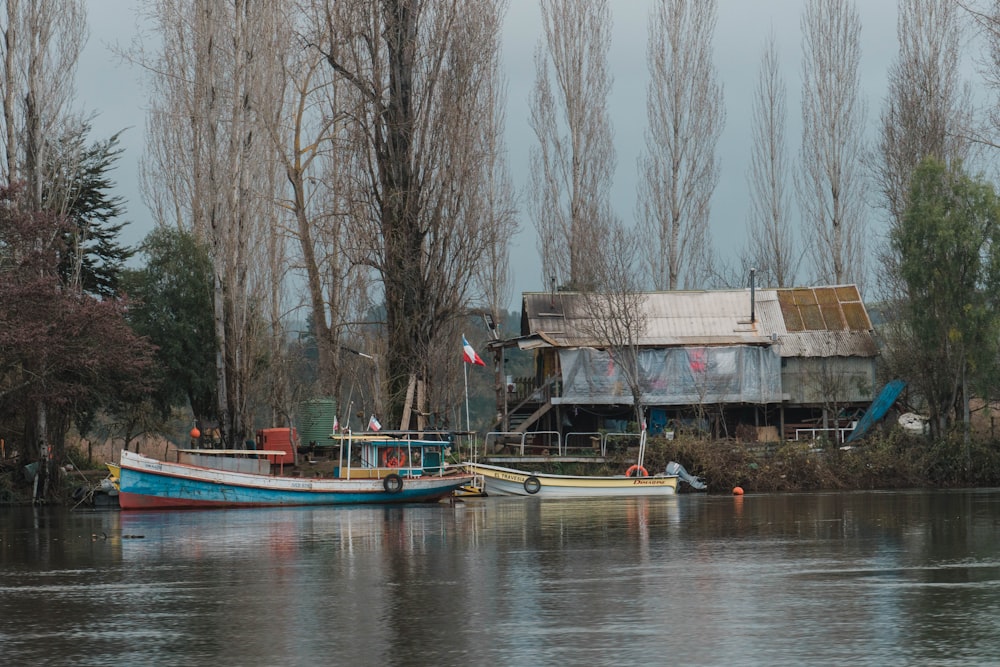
[2,491,1000,665]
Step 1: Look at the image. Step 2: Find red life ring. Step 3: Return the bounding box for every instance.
[381,448,407,468]
[625,465,648,478]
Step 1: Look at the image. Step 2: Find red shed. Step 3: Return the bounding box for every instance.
[256,428,297,466]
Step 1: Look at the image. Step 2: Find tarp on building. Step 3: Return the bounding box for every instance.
[555,345,783,405]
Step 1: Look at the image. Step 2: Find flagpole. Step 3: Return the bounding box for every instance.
[464,361,470,433]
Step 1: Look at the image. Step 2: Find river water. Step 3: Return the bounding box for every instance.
[2,489,1000,666]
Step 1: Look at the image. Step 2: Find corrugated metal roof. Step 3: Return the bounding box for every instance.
[775,331,879,357]
[521,285,877,358]
[523,290,772,345]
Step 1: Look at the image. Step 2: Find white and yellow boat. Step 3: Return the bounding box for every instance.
[462,461,705,498]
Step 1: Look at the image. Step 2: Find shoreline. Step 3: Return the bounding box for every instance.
[2,428,996,505]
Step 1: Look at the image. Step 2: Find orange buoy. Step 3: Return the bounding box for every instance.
[732,486,744,495]
[190,427,201,439]
[625,465,649,478]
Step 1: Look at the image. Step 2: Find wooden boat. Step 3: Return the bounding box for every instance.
[463,428,706,498]
[462,461,681,497]
[118,434,473,510]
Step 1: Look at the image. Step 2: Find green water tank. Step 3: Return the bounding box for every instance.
[297,398,338,447]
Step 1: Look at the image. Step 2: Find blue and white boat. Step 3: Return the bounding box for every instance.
[118,434,472,510]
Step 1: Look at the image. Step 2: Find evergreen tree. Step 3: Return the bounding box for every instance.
[45,125,132,298]
[887,158,1000,436]
[121,227,217,424]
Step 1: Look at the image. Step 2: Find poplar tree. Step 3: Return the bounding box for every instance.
[746,33,797,288]
[318,0,513,425]
[638,0,723,290]
[875,0,970,229]
[529,0,616,291]
[139,0,286,445]
[798,0,867,288]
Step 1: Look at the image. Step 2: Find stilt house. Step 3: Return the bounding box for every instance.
[489,285,878,451]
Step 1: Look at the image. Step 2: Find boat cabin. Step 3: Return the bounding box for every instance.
[331,431,454,479]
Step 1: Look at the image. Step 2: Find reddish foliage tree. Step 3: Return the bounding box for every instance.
[0,184,155,496]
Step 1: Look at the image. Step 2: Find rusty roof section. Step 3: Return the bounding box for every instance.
[777,285,872,333]
[521,285,876,358]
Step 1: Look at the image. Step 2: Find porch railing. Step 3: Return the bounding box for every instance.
[485,430,562,456]
[482,430,649,457]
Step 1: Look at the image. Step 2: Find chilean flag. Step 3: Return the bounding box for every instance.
[462,335,486,366]
[368,415,382,432]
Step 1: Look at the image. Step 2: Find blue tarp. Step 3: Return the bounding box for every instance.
[845,379,906,443]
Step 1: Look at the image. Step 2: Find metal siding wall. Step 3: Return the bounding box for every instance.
[781,358,876,404]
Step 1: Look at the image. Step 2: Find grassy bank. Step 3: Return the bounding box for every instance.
[515,430,1000,493]
[3,429,999,505]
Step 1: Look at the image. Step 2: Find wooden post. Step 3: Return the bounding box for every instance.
[400,374,416,431]
[416,377,427,434]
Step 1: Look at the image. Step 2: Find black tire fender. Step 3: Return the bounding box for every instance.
[383,473,404,493]
[523,475,541,495]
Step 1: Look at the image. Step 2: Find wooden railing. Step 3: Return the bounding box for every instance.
[506,374,561,406]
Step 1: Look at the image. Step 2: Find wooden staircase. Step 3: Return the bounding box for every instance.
[494,375,559,433]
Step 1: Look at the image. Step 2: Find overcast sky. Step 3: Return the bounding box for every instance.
[78,1,976,309]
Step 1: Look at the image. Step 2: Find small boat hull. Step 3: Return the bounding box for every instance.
[464,462,678,498]
[119,450,472,510]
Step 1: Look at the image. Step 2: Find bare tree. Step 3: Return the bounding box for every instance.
[1,0,86,207]
[875,0,971,229]
[529,0,615,291]
[581,224,648,430]
[746,32,798,288]
[473,65,518,339]
[137,0,286,446]
[468,62,517,430]
[261,8,374,411]
[316,0,512,425]
[962,1,1000,150]
[638,0,724,291]
[798,0,868,288]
